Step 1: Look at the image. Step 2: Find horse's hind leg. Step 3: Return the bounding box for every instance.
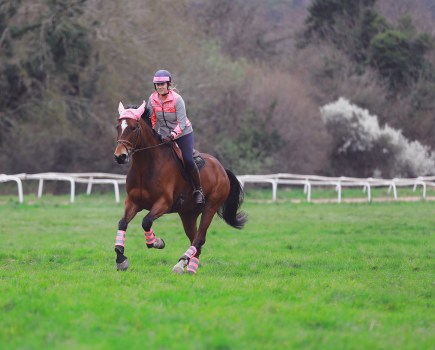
[174,205,219,274]
[115,200,138,271]
[172,210,199,274]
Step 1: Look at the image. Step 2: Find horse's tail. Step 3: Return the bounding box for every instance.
[217,169,248,229]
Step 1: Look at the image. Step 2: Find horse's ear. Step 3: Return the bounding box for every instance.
[118,102,125,115]
[136,100,146,117]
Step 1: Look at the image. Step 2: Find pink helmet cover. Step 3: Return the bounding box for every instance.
[118,101,146,120]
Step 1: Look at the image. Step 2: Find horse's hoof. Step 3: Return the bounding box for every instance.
[172,260,187,274]
[154,238,165,249]
[116,259,129,271]
[172,266,184,274]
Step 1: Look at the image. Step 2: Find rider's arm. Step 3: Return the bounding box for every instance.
[171,95,188,138]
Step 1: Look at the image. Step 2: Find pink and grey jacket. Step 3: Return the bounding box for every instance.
[146,90,193,139]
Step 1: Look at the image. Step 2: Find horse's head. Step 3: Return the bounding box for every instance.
[114,101,146,164]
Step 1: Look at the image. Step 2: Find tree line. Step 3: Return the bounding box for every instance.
[1,0,434,177]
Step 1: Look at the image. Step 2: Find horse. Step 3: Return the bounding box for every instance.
[113,101,247,274]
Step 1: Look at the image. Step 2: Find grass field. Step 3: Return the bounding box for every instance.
[0,193,434,350]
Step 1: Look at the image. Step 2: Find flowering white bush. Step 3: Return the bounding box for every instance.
[320,97,435,177]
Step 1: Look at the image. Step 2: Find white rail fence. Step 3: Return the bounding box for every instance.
[1,172,434,204]
[237,174,435,203]
[1,173,126,204]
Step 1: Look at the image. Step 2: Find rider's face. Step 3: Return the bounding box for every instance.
[155,82,169,95]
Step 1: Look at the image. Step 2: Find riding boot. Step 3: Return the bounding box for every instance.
[188,165,205,204]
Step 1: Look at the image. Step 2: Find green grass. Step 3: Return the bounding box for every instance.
[0,194,434,350]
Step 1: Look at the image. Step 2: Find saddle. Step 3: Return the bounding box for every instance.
[168,142,206,181]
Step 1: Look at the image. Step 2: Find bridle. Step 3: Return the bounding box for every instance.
[116,119,166,156]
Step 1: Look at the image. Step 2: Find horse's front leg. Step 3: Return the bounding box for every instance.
[115,199,138,271]
[141,199,172,251]
[142,211,166,250]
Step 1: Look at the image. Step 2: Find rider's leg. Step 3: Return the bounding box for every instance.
[175,133,205,204]
[187,163,205,204]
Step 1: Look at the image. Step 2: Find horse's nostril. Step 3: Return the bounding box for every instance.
[114,153,128,164]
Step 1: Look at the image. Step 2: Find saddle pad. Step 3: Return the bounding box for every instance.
[194,153,206,170]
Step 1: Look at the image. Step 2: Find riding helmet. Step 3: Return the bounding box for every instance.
[153,70,172,84]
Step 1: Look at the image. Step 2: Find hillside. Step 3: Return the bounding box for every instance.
[1,0,434,177]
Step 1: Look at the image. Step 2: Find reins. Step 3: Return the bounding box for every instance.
[131,142,166,154]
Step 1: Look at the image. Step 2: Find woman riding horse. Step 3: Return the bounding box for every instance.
[146,69,205,204]
[114,99,247,274]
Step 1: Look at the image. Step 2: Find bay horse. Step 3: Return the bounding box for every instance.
[113,101,247,274]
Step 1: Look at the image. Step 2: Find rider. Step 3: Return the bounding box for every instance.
[145,69,205,204]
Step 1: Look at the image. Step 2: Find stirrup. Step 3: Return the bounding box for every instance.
[192,189,205,204]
